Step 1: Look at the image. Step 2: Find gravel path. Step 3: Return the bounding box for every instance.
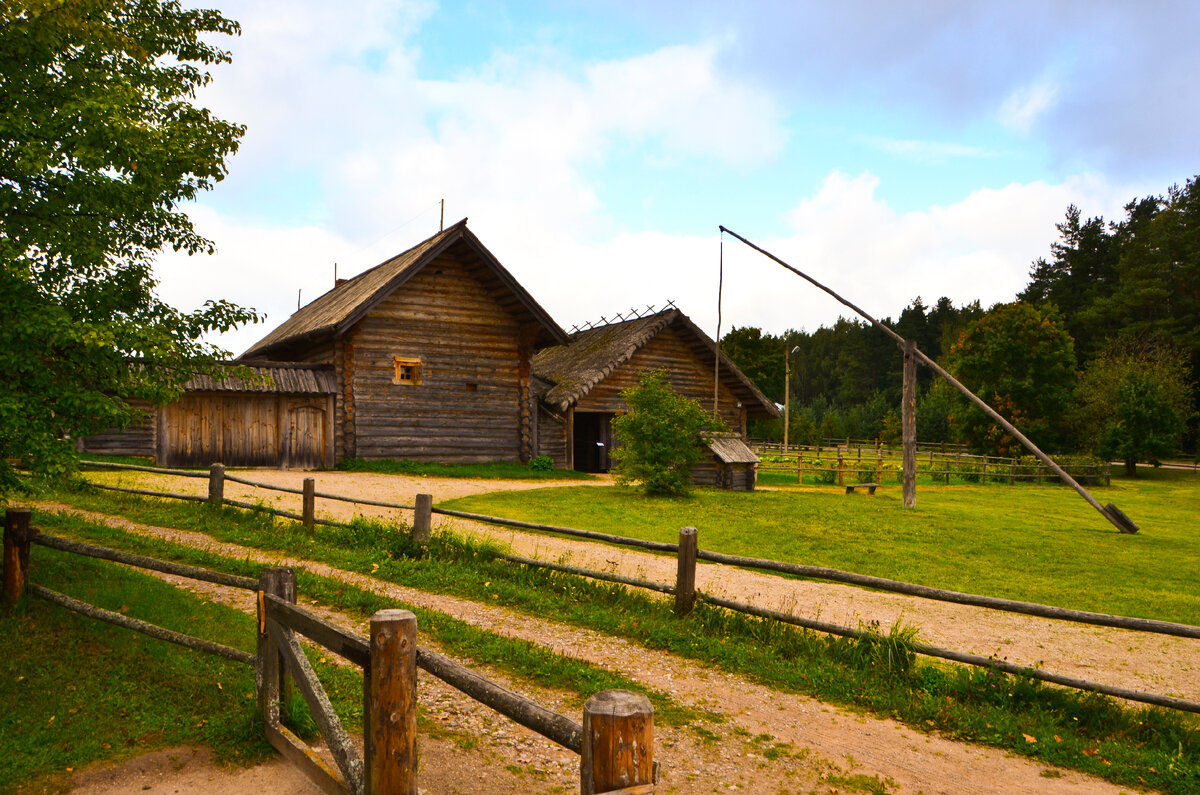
[42,470,1156,793]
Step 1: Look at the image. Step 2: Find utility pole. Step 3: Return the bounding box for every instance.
[783,343,798,453]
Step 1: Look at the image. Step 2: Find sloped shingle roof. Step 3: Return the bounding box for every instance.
[708,435,760,464]
[532,308,779,418]
[241,219,567,359]
[184,362,337,394]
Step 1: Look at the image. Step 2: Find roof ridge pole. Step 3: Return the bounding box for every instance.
[713,230,724,418]
[717,224,1137,534]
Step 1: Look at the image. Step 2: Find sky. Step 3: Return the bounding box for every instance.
[154,0,1200,357]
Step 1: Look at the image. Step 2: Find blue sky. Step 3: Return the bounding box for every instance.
[155,0,1200,356]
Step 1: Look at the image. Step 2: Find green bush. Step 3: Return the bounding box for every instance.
[527,455,555,471]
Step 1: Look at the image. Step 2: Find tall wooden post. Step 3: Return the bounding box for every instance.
[4,508,32,609]
[257,566,296,722]
[412,494,432,546]
[901,340,917,508]
[581,690,655,795]
[365,609,418,795]
[302,478,315,529]
[208,463,225,508]
[783,347,790,453]
[675,527,698,617]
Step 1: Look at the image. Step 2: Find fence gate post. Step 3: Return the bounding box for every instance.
[256,566,295,723]
[675,527,698,617]
[581,690,655,795]
[208,463,225,508]
[365,609,418,795]
[4,508,32,610]
[412,494,432,546]
[302,478,315,529]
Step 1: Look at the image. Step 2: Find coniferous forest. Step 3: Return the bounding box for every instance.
[723,176,1199,467]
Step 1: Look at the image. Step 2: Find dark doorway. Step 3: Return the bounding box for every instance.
[573,412,614,472]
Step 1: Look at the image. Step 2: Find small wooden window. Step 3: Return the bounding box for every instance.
[393,356,422,385]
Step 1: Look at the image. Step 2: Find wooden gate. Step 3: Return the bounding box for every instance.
[162,393,279,468]
[286,405,327,469]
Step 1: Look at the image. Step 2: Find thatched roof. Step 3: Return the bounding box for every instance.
[185,362,336,394]
[532,308,779,418]
[241,219,567,359]
[708,435,759,464]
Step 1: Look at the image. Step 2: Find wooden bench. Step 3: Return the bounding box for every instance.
[845,483,878,495]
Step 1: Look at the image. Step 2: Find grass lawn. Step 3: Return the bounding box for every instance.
[442,468,1200,625]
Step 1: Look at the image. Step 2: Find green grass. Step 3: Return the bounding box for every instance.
[335,457,595,480]
[17,480,1200,792]
[443,469,1200,625]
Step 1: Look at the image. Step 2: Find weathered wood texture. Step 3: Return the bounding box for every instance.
[4,508,32,608]
[690,458,756,491]
[581,691,655,795]
[535,403,569,466]
[343,246,533,463]
[161,393,331,468]
[902,340,917,508]
[76,399,157,458]
[366,609,418,794]
[573,325,745,430]
[674,527,697,617]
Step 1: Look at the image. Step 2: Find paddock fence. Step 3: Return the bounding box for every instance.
[70,463,1200,716]
[2,508,657,795]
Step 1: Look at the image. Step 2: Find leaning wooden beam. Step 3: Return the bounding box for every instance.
[701,591,1200,715]
[269,617,364,794]
[416,646,584,753]
[695,547,1200,639]
[496,552,675,595]
[265,722,350,795]
[718,225,1138,534]
[29,583,255,665]
[32,532,258,590]
[432,507,678,553]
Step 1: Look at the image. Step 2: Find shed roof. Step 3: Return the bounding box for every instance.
[532,308,779,418]
[708,435,760,464]
[241,219,568,359]
[184,362,337,394]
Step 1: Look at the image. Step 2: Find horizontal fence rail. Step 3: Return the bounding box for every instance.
[33,532,259,590]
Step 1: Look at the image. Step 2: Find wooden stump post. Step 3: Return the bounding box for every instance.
[412,494,433,546]
[302,478,315,529]
[837,450,844,487]
[581,690,655,795]
[1009,461,1015,485]
[674,527,698,617]
[256,566,296,722]
[4,508,32,610]
[365,609,418,795]
[981,456,988,486]
[901,339,917,508]
[208,463,225,508]
[1105,463,1111,487]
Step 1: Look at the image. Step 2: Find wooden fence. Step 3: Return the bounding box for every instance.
[753,445,1111,488]
[2,508,657,795]
[71,463,1200,715]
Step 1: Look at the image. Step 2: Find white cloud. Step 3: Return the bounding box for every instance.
[998,80,1060,134]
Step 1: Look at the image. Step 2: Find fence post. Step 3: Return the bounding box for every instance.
[944,459,950,485]
[1105,463,1111,487]
[302,478,315,529]
[4,508,32,610]
[256,566,296,723]
[365,609,418,795]
[837,450,844,487]
[412,494,433,546]
[1009,461,1015,486]
[581,690,655,795]
[981,456,988,486]
[675,527,698,617]
[208,463,225,508]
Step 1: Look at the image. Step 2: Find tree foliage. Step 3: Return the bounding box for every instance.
[0,1,258,487]
[611,370,724,496]
[942,302,1076,456]
[1074,342,1194,475]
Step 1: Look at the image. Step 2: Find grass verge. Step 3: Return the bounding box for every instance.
[16,480,1200,792]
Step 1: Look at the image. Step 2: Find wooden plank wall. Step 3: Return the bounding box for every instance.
[162,393,280,467]
[346,248,526,463]
[573,325,746,431]
[78,399,157,459]
[535,404,568,467]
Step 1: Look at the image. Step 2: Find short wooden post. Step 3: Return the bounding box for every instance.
[837,450,844,487]
[4,508,32,609]
[1105,463,1111,487]
[257,566,296,722]
[1009,461,1015,485]
[981,455,988,485]
[302,478,315,529]
[944,459,950,485]
[365,609,418,795]
[412,494,432,546]
[208,463,225,508]
[581,690,655,795]
[1037,464,1043,486]
[674,527,697,617]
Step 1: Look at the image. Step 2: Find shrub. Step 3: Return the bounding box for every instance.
[527,455,555,472]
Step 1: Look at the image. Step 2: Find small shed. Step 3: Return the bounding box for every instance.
[691,435,759,491]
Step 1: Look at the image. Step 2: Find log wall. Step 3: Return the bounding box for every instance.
[158,393,332,468]
[345,247,527,463]
[536,404,568,467]
[573,325,746,430]
[77,399,156,459]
